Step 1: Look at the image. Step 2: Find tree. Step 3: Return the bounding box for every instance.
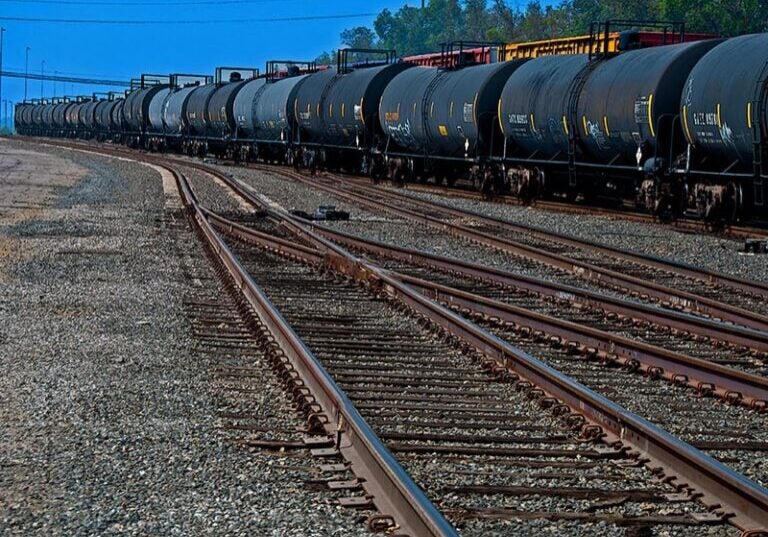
[658,0,768,35]
[315,50,334,66]
[340,26,378,49]
[322,0,768,66]
[486,0,519,42]
[464,0,494,40]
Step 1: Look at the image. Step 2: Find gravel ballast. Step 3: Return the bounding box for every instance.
[389,187,768,284]
[0,140,375,536]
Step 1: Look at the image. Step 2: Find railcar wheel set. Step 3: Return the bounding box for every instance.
[14,23,768,221]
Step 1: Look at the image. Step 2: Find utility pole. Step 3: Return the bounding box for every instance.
[24,46,30,101]
[40,60,45,98]
[0,28,5,127]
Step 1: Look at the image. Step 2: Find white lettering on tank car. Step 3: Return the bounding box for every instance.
[507,113,528,125]
[693,112,718,126]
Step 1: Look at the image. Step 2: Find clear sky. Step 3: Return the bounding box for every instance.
[0,0,436,113]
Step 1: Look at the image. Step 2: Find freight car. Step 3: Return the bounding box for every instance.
[15,21,768,220]
[231,60,314,162]
[122,74,171,148]
[159,74,212,151]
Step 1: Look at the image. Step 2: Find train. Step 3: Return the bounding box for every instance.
[13,22,768,222]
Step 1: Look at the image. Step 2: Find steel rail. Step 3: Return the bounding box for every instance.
[168,156,768,354]
[266,168,768,333]
[39,140,768,532]
[294,219,768,353]
[330,177,768,300]
[400,273,768,408]
[333,173,768,241]
[201,203,768,533]
[171,165,460,537]
[209,210,768,408]
[37,141,768,353]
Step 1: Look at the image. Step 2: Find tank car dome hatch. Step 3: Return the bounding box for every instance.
[576,39,721,166]
[681,33,768,168]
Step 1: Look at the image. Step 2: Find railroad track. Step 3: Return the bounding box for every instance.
[337,173,768,241]
[245,166,768,333]
[24,138,768,533]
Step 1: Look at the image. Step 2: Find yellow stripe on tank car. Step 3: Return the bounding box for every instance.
[562,115,569,136]
[498,99,504,135]
[582,115,588,135]
[341,103,345,119]
[648,93,655,137]
[360,97,365,127]
[529,113,536,133]
[716,103,722,128]
[449,101,454,117]
[473,92,479,124]
[430,101,434,118]
[603,116,610,136]
[329,103,333,118]
[747,102,753,130]
[682,105,693,143]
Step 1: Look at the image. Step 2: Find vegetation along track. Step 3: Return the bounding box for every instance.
[276,167,768,332]
[28,139,768,534]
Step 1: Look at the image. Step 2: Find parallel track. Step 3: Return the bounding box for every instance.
[334,173,768,241]
[22,138,768,533]
[256,166,768,332]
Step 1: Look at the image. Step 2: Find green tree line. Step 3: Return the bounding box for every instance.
[316,0,768,64]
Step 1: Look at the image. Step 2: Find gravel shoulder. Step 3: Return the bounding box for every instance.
[0,139,375,536]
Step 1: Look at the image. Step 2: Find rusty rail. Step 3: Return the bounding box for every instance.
[176,158,768,356]
[23,139,768,532]
[267,168,768,333]
[332,177,768,300]
[331,171,768,241]
[35,139,768,351]
[172,166,459,537]
[400,273,768,408]
[202,203,768,533]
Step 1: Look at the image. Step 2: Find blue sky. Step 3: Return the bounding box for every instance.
[0,0,440,110]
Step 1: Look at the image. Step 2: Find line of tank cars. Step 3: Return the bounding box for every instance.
[14,31,768,220]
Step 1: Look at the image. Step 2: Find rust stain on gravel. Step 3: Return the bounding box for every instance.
[0,139,87,281]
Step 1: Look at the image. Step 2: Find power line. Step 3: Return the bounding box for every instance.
[0,69,129,86]
[0,0,290,5]
[5,66,130,78]
[0,12,377,24]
